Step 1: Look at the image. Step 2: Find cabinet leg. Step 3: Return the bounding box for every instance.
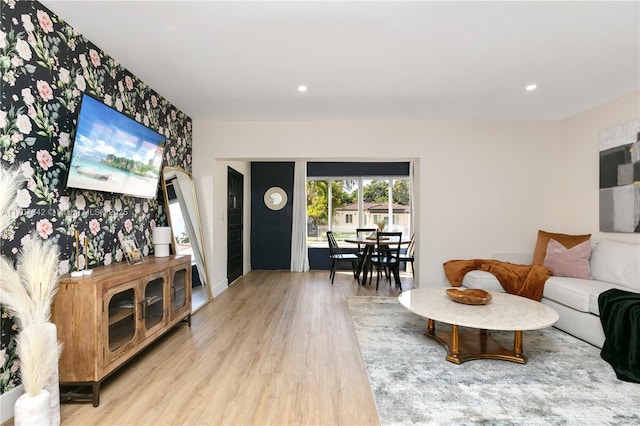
[60,382,101,406]
[92,383,100,407]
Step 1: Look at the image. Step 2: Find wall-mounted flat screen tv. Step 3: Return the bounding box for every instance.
[66,93,166,199]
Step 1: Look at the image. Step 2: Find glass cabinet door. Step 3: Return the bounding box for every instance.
[171,267,187,314]
[107,287,137,355]
[142,275,165,333]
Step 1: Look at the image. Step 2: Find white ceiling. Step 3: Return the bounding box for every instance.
[41,1,639,121]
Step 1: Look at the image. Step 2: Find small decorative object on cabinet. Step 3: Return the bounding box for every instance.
[120,234,144,265]
[152,226,173,257]
[51,255,192,406]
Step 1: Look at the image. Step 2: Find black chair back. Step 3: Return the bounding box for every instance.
[326,231,358,284]
[327,231,341,256]
[405,234,415,256]
[369,231,403,290]
[398,233,415,277]
[376,231,403,261]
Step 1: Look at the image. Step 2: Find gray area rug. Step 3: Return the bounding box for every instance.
[347,296,640,425]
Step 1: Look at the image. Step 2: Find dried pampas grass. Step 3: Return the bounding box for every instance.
[0,256,33,328]
[1,161,62,401]
[17,237,60,324]
[0,236,60,327]
[16,324,62,397]
[0,161,60,326]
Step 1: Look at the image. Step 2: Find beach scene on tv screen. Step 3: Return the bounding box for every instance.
[67,96,165,198]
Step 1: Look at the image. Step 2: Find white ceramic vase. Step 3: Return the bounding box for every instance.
[14,323,61,426]
[43,323,61,426]
[14,389,51,426]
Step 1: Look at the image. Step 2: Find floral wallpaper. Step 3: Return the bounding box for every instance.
[0,1,192,393]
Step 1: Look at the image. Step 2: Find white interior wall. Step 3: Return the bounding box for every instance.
[192,91,639,293]
[192,143,251,296]
[560,91,640,244]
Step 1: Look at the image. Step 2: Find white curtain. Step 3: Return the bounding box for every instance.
[290,160,310,272]
[173,178,207,285]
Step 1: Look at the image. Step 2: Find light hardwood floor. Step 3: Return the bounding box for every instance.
[49,269,413,425]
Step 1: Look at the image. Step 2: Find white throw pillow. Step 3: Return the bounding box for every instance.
[461,270,504,293]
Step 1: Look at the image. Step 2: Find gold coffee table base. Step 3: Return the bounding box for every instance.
[424,319,527,364]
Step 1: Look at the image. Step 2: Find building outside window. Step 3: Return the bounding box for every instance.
[307,177,411,247]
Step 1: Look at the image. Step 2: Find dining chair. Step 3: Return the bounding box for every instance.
[355,228,376,283]
[397,233,415,277]
[355,228,376,258]
[369,231,402,291]
[326,231,359,285]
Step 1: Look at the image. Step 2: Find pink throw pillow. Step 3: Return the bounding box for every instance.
[543,238,592,279]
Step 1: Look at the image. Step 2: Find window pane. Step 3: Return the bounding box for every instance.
[331,179,358,241]
[307,176,410,248]
[307,180,329,247]
[363,179,389,230]
[392,179,411,236]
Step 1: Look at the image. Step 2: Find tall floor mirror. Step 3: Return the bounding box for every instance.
[161,166,212,311]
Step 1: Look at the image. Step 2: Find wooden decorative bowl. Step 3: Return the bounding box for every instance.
[446,288,492,305]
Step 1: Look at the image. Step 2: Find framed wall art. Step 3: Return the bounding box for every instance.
[599,119,640,233]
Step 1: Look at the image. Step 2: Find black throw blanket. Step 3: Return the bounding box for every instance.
[598,288,640,383]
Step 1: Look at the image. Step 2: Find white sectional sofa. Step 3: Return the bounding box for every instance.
[462,239,640,348]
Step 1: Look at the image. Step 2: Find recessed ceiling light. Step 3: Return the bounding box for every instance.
[297,85,308,92]
[525,84,537,92]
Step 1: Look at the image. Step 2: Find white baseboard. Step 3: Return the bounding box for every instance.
[1,384,23,423]
[211,278,229,297]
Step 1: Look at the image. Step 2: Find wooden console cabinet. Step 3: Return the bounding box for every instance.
[52,255,192,406]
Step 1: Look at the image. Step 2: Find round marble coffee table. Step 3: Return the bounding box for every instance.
[398,287,559,364]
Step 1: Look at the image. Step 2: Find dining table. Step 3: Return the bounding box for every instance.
[344,234,411,286]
